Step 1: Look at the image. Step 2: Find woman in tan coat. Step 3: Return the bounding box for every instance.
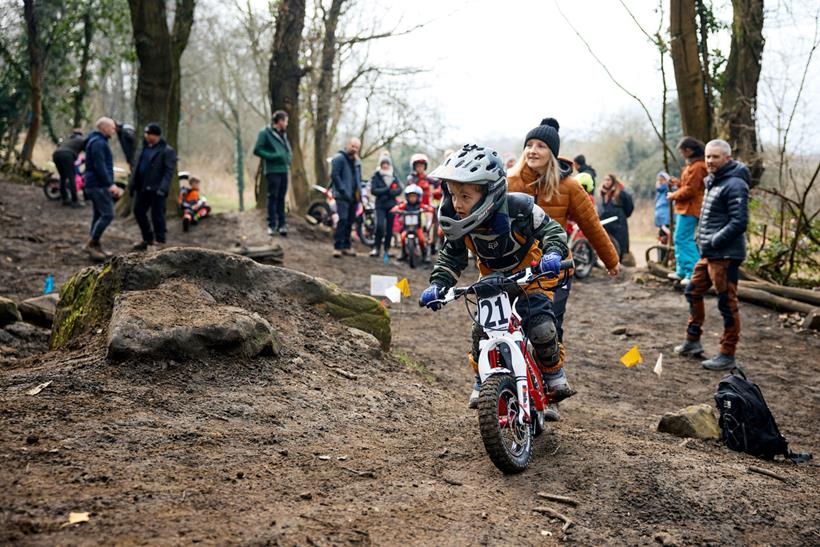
[507,117,620,421]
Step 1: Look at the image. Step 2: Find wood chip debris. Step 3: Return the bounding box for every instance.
[533,506,573,531]
[26,381,52,396]
[537,492,579,507]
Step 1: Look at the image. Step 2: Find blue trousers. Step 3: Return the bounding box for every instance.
[373,206,395,252]
[334,198,357,250]
[674,214,700,279]
[86,187,114,243]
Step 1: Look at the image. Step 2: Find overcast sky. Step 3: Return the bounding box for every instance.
[363,0,820,153]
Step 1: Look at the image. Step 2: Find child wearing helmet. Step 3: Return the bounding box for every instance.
[391,183,435,263]
[419,144,573,409]
[178,173,211,231]
[408,152,442,257]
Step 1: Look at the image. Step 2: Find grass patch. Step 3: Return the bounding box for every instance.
[394,351,435,383]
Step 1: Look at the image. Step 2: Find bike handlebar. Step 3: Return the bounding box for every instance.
[430,259,574,307]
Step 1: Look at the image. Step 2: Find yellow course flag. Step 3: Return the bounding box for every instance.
[396,278,411,298]
[620,346,643,368]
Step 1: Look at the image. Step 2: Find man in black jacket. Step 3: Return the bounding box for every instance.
[330,137,362,258]
[674,139,749,371]
[129,123,177,250]
[52,128,85,206]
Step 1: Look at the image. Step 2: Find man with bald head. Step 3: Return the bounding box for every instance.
[82,117,122,261]
[330,137,362,258]
[674,139,749,371]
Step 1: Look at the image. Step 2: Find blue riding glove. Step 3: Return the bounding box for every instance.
[419,284,445,311]
[539,252,562,277]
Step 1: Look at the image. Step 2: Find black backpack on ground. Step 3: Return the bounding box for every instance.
[714,368,811,463]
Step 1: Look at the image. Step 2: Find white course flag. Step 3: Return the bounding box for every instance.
[370,275,398,298]
[384,285,402,303]
[654,353,663,377]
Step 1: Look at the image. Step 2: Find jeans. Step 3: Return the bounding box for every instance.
[334,198,357,250]
[86,187,114,242]
[265,172,288,229]
[373,206,395,252]
[133,190,167,243]
[674,214,700,279]
[53,150,77,202]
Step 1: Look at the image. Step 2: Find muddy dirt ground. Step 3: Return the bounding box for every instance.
[1,178,819,546]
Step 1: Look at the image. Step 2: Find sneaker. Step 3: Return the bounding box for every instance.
[154,242,167,250]
[70,200,84,208]
[267,227,275,236]
[667,272,681,281]
[702,353,736,371]
[98,244,113,259]
[342,249,357,257]
[544,402,560,422]
[369,248,379,257]
[278,226,288,236]
[468,376,481,409]
[132,240,151,252]
[673,340,704,357]
[333,249,343,258]
[679,278,690,287]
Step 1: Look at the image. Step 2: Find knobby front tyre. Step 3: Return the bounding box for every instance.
[478,374,533,474]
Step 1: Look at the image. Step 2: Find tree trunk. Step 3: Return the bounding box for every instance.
[20,0,43,168]
[72,9,94,129]
[669,0,713,143]
[268,0,310,212]
[128,0,196,213]
[313,0,345,191]
[718,0,764,185]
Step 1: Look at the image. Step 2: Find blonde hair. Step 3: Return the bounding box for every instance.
[513,147,561,202]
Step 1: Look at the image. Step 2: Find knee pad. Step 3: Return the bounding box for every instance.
[528,315,559,367]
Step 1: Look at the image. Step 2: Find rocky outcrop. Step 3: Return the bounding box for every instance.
[107,280,278,361]
[51,247,390,356]
[657,404,720,440]
[0,296,22,326]
[19,293,59,329]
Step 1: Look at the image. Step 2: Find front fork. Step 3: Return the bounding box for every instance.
[479,339,531,426]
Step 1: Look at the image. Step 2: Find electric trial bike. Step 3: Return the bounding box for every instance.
[305,183,376,247]
[566,216,619,279]
[429,259,574,473]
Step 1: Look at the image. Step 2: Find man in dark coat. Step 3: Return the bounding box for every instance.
[52,128,85,206]
[253,110,293,236]
[129,123,177,250]
[674,139,750,371]
[330,137,362,258]
[82,117,123,261]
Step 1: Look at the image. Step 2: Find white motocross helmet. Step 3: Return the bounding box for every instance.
[429,144,507,240]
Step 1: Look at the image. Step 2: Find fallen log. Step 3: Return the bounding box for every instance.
[228,244,284,265]
[740,281,820,307]
[644,261,820,330]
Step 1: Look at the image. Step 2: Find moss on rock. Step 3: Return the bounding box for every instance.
[50,262,120,349]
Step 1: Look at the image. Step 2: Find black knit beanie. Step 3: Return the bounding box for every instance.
[524,117,560,157]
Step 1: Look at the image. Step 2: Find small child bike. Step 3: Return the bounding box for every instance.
[428,259,574,473]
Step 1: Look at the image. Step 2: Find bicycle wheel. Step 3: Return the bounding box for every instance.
[571,239,594,279]
[478,374,533,474]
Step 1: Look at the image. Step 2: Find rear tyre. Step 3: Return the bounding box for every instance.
[356,211,376,247]
[306,202,331,226]
[571,239,594,279]
[43,179,61,201]
[478,374,533,474]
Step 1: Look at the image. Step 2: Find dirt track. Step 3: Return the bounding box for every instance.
[1,179,819,546]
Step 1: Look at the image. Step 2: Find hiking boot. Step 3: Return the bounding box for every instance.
[544,402,560,422]
[545,371,577,404]
[132,240,151,252]
[468,376,480,409]
[154,242,167,250]
[369,248,379,257]
[98,244,113,259]
[83,239,106,262]
[674,340,704,357]
[267,227,276,236]
[333,249,343,258]
[278,225,288,236]
[702,353,736,371]
[342,249,357,257]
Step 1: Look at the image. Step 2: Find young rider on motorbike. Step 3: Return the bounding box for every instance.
[419,144,574,411]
